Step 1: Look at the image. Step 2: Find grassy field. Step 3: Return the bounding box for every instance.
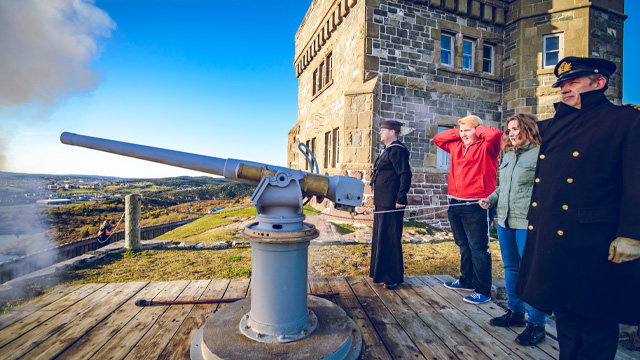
[61,205,505,283]
[2,205,505,314]
[61,241,504,284]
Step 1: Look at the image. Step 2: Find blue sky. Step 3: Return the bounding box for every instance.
[1,0,639,178]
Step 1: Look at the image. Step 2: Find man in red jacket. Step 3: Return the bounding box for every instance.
[434,115,502,304]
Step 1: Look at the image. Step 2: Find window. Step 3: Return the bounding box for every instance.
[305,140,311,170]
[462,39,474,71]
[312,70,318,96]
[310,137,317,170]
[318,61,325,91]
[326,52,333,83]
[436,127,451,169]
[324,131,332,168]
[543,33,563,68]
[311,52,333,99]
[332,128,339,167]
[482,44,494,75]
[441,33,454,66]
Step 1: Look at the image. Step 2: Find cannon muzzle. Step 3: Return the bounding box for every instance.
[60,132,363,210]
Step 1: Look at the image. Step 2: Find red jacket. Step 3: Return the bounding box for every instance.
[434,126,503,199]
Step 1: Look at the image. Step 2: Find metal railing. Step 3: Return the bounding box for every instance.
[0,218,199,284]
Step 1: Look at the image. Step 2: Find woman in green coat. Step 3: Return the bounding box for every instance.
[479,113,546,346]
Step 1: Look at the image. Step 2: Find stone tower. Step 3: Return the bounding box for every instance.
[288,0,625,227]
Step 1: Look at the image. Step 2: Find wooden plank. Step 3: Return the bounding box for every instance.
[364,276,465,360]
[0,282,126,360]
[397,281,491,360]
[406,276,521,360]
[0,283,106,348]
[27,282,149,360]
[157,279,230,360]
[327,277,391,360]
[55,282,171,360]
[88,280,191,360]
[433,275,560,359]
[421,276,554,360]
[347,276,426,360]
[615,346,640,360]
[0,284,81,331]
[309,277,337,304]
[217,278,250,310]
[123,280,210,360]
[543,316,558,339]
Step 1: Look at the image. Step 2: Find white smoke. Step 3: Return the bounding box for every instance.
[0,0,115,107]
[0,0,116,168]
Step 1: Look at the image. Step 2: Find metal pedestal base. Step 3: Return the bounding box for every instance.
[191,296,362,360]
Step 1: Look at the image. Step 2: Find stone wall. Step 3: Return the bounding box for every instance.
[504,0,625,120]
[290,0,371,173]
[589,5,624,104]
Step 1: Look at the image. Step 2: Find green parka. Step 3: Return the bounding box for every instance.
[487,143,539,229]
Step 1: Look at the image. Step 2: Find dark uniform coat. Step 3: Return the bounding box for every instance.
[369,140,412,284]
[516,89,640,325]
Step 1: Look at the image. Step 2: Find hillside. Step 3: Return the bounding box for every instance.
[0,175,255,256]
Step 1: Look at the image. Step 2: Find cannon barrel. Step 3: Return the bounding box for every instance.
[60,132,363,208]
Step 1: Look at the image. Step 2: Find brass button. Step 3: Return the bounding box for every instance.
[532,202,537,207]
[528,225,534,230]
[567,178,574,183]
[539,154,545,159]
[573,151,579,157]
[535,178,540,183]
[562,205,568,210]
[557,230,564,236]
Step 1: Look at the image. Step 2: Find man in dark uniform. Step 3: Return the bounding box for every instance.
[516,56,640,359]
[369,120,412,290]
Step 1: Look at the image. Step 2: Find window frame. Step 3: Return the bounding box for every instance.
[436,127,451,170]
[324,131,331,169]
[332,128,339,167]
[326,52,333,83]
[462,38,475,71]
[482,44,495,75]
[440,33,454,67]
[542,33,563,69]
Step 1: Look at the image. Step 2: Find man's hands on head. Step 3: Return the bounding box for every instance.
[608,237,640,263]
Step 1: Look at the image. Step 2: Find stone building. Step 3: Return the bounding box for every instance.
[287,0,626,228]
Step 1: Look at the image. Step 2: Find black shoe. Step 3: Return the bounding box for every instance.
[489,309,526,327]
[515,322,546,346]
[384,282,398,289]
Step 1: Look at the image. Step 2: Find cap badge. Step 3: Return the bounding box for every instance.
[558,62,572,75]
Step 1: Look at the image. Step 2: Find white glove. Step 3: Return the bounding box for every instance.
[608,237,640,263]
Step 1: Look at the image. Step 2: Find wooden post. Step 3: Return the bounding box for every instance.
[125,194,141,250]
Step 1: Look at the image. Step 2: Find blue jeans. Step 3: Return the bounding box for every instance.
[448,199,492,297]
[497,225,547,326]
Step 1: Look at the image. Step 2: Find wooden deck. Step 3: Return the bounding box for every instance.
[0,275,635,359]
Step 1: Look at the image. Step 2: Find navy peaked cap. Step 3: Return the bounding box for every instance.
[380,120,403,130]
[552,56,616,88]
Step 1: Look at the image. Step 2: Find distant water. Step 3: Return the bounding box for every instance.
[0,235,20,263]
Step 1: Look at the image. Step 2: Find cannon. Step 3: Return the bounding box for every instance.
[61,132,363,360]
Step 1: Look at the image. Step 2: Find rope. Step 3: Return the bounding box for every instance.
[98,210,125,244]
[319,202,494,233]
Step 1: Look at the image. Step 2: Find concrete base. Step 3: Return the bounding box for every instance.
[191,296,362,360]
